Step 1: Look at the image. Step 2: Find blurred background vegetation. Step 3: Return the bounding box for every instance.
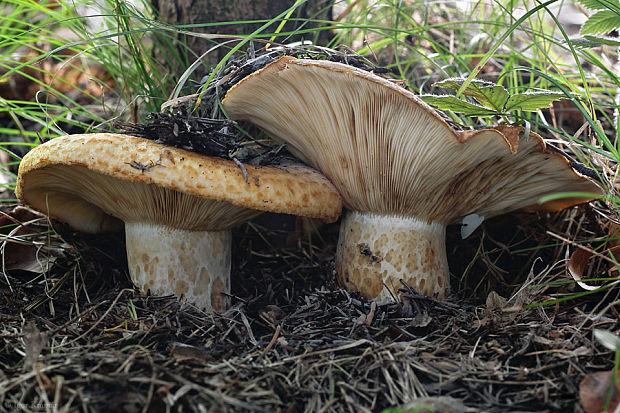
[1,0,618,176]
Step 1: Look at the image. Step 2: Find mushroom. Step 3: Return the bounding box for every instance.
[222,56,602,302]
[16,133,342,310]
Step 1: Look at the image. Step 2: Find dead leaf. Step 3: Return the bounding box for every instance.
[0,206,59,273]
[22,321,47,371]
[609,245,620,263]
[568,247,599,291]
[259,305,285,326]
[605,222,620,250]
[486,291,507,312]
[0,206,45,229]
[580,370,620,413]
[572,346,592,357]
[411,312,432,328]
[169,342,212,363]
[571,224,620,282]
[4,226,55,273]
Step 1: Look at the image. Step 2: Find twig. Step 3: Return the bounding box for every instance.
[56,288,134,347]
[547,230,619,266]
[334,0,364,22]
[365,302,376,326]
[282,339,369,362]
[263,324,281,354]
[232,157,249,183]
[141,350,156,413]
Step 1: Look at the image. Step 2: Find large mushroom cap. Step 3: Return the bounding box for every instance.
[16,133,342,310]
[223,56,602,301]
[223,57,599,223]
[16,133,342,232]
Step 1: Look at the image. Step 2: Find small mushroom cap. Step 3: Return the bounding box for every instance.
[16,133,343,233]
[223,57,601,223]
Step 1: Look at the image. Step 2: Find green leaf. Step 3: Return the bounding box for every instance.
[419,95,499,116]
[585,34,620,45]
[581,10,620,35]
[504,91,566,112]
[575,0,620,11]
[434,78,509,111]
[472,85,510,111]
[571,35,620,47]
[434,78,497,90]
[540,192,608,204]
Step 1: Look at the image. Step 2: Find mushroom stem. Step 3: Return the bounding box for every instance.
[125,222,231,311]
[336,211,448,302]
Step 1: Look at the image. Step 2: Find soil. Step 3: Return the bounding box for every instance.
[0,205,617,412]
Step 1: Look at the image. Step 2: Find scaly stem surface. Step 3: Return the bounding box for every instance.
[125,222,232,310]
[336,211,448,302]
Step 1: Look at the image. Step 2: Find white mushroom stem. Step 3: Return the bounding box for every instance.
[336,211,448,302]
[125,222,231,311]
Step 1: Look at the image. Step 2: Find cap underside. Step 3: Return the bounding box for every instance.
[223,57,601,223]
